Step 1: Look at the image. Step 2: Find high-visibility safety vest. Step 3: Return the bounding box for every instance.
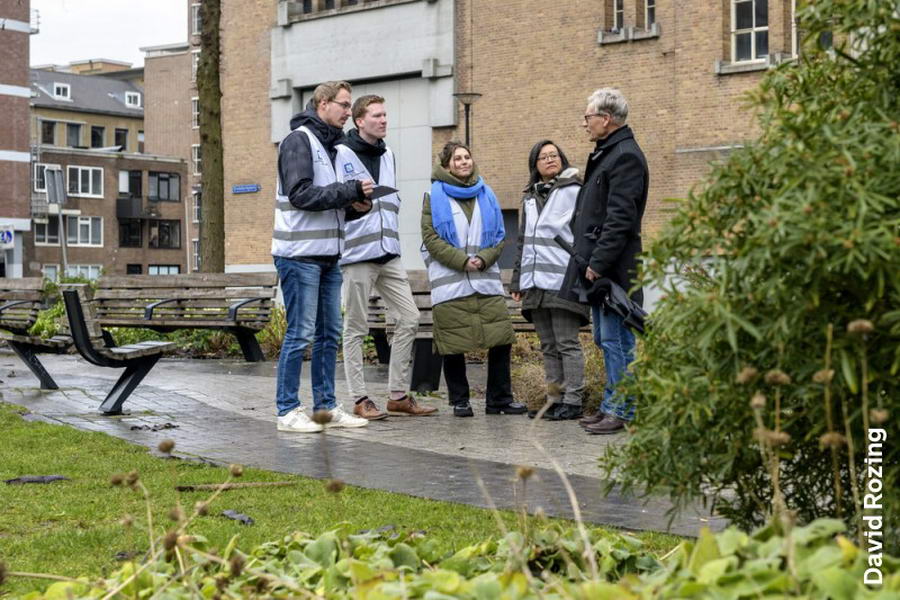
[334,144,402,265]
[422,197,505,306]
[271,126,345,258]
[518,182,580,292]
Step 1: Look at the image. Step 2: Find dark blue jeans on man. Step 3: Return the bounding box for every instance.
[274,256,342,416]
[591,304,636,421]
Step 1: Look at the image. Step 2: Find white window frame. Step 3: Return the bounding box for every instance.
[192,144,202,175]
[67,165,104,198]
[34,220,60,246]
[191,97,200,128]
[149,264,181,276]
[41,264,60,282]
[191,50,201,82]
[192,239,201,271]
[53,82,71,101]
[65,264,102,281]
[192,190,201,223]
[125,91,141,108]
[645,0,656,27]
[33,162,60,192]
[731,0,769,64]
[191,3,202,35]
[790,0,798,57]
[65,216,104,247]
[613,0,624,31]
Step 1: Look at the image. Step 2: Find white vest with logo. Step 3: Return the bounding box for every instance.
[422,196,505,306]
[271,126,345,258]
[518,182,580,292]
[334,144,402,265]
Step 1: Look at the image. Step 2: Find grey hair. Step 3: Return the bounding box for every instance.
[586,88,628,125]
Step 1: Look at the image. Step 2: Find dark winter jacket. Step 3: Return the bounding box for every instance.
[343,129,387,183]
[559,125,648,306]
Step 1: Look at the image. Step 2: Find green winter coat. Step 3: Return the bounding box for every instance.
[421,165,516,356]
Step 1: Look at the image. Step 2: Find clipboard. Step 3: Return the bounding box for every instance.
[369,185,398,200]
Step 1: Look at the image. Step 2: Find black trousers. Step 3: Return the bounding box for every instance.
[443,344,513,407]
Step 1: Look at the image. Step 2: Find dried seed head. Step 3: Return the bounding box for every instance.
[802,204,813,215]
[163,530,179,551]
[870,409,889,425]
[228,464,244,478]
[516,466,534,481]
[194,501,209,516]
[168,506,186,523]
[311,410,332,425]
[110,473,124,487]
[812,369,835,384]
[229,554,245,578]
[125,470,140,486]
[325,479,345,494]
[120,514,134,529]
[819,432,847,449]
[158,439,175,454]
[764,370,792,386]
[177,535,195,548]
[753,427,769,443]
[534,506,546,520]
[750,392,766,410]
[770,431,791,447]
[847,319,874,337]
[736,367,759,385]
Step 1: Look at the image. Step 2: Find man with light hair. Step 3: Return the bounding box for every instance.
[559,87,649,435]
[272,80,374,433]
[336,94,436,419]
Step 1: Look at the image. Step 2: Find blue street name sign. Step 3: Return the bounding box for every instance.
[232,184,261,194]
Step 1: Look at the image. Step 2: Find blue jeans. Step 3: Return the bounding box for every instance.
[592,305,636,421]
[274,257,342,416]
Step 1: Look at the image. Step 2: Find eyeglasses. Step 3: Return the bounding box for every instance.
[583,113,607,124]
[537,153,560,162]
[330,100,352,110]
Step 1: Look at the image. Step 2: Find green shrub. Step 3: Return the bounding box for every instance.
[602,0,898,546]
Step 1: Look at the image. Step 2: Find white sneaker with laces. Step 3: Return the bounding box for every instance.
[277,407,324,433]
[326,405,368,428]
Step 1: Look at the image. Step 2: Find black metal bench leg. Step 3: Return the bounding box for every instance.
[409,338,442,393]
[371,330,391,364]
[7,341,59,390]
[232,329,265,362]
[99,355,161,415]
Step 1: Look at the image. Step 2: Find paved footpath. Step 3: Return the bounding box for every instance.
[0,352,724,537]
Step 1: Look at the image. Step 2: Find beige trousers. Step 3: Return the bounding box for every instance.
[341,258,419,398]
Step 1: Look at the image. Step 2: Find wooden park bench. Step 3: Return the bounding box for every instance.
[92,273,278,362]
[61,284,176,415]
[0,277,72,390]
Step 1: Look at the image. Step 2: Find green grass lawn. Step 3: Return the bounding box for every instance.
[0,402,680,597]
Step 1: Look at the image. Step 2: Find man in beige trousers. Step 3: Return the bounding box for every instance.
[336,95,437,419]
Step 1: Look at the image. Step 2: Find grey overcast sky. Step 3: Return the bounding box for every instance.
[30,0,186,68]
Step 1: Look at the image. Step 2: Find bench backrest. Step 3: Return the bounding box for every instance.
[0,277,45,334]
[61,284,111,366]
[93,273,278,327]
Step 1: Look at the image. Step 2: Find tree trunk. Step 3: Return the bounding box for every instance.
[198,0,225,272]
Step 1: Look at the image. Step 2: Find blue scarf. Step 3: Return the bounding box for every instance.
[430,177,505,249]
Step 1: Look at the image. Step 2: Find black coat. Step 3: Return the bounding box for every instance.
[559,125,648,307]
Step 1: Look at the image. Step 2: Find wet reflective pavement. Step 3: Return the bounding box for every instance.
[0,352,725,536]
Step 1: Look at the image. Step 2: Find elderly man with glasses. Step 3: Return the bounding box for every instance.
[559,87,649,435]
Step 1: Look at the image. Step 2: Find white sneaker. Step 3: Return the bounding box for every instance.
[277,408,324,433]
[326,405,368,429]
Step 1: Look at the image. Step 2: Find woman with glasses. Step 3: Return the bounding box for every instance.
[421,141,527,418]
[510,140,589,421]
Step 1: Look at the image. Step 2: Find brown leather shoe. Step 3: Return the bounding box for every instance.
[387,395,438,416]
[579,411,606,427]
[353,398,388,421]
[584,415,627,435]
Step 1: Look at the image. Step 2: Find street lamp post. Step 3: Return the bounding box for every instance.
[452,92,482,147]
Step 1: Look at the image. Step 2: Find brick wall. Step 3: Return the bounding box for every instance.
[0,0,31,221]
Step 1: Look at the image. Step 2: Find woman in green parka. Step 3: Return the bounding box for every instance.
[421,141,527,418]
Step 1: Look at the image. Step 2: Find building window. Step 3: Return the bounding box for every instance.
[126,264,143,275]
[65,264,102,280]
[191,2,202,34]
[138,130,145,153]
[34,220,60,245]
[645,0,656,27]
[192,190,202,223]
[115,128,128,151]
[125,91,141,108]
[192,239,200,271]
[302,0,313,12]
[91,125,105,148]
[149,220,181,249]
[66,123,81,148]
[324,0,335,8]
[66,216,103,247]
[41,120,56,145]
[192,144,202,175]
[149,172,181,202]
[33,163,60,192]
[149,264,181,275]
[613,0,624,31]
[119,219,142,248]
[732,0,768,63]
[42,264,60,282]
[53,83,71,100]
[343,0,359,5]
[119,170,142,198]
[191,97,200,128]
[67,165,103,197]
[191,50,200,82]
